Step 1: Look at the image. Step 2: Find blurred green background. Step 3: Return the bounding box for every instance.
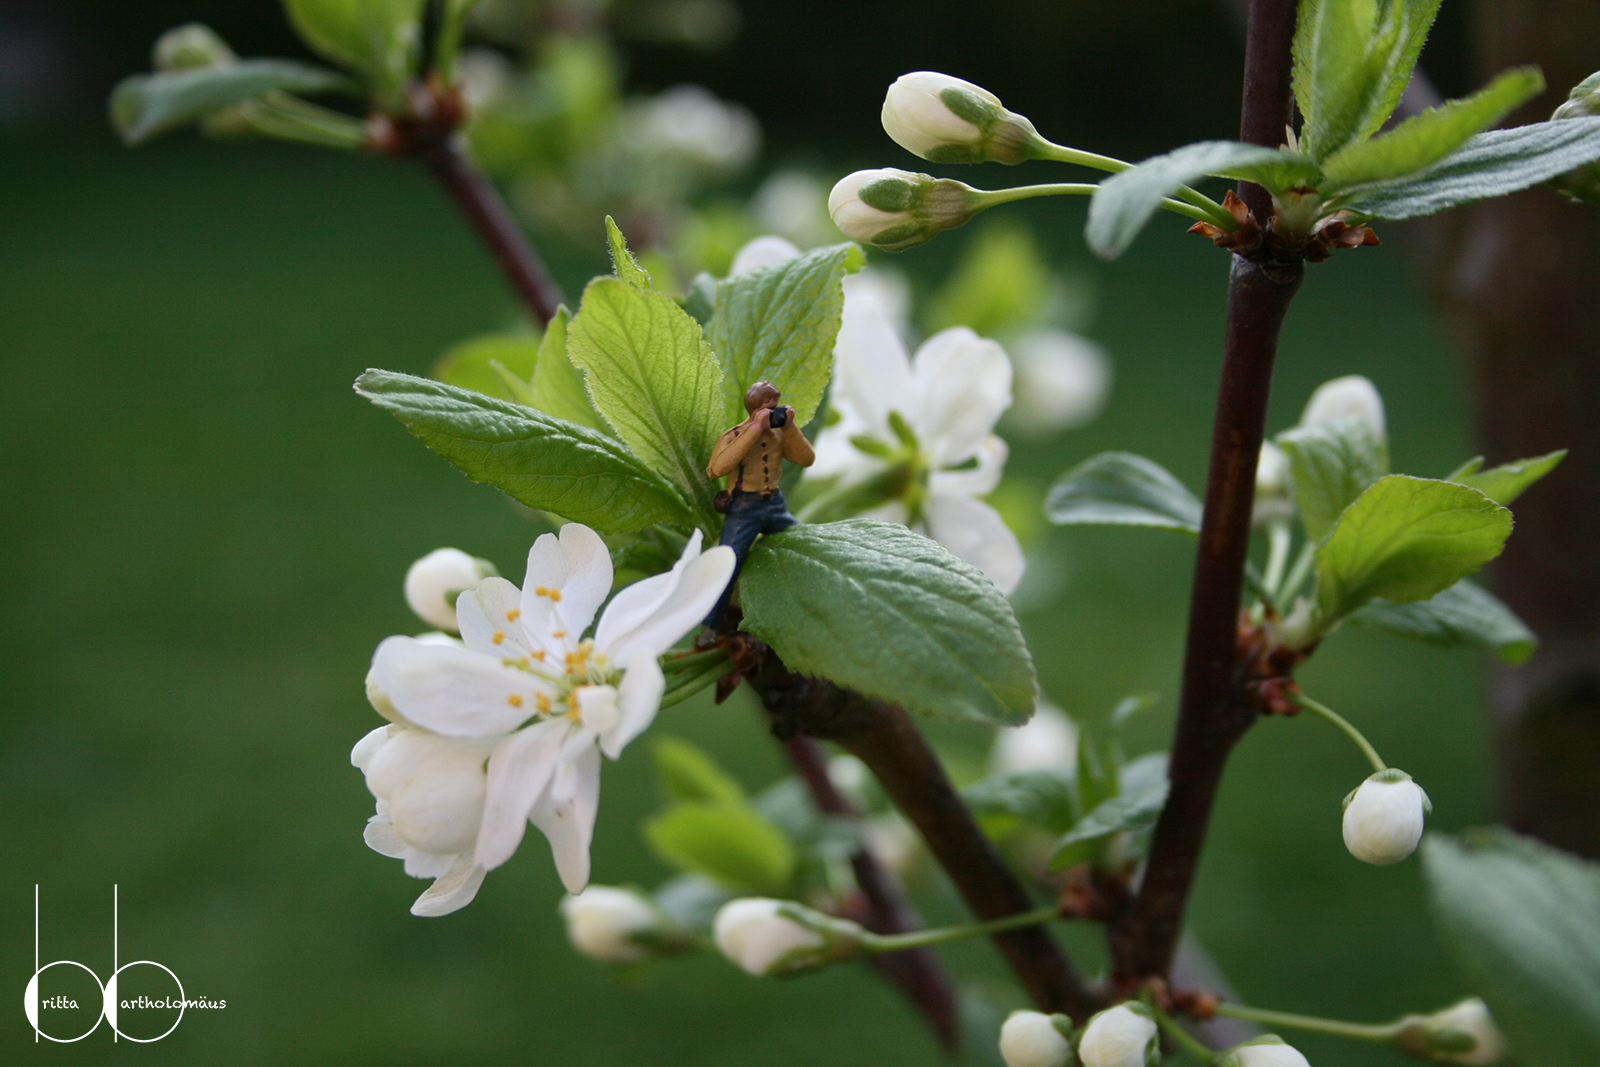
[2,2,1499,1064]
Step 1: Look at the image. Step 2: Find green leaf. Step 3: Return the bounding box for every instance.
[354,369,697,533]
[566,278,725,524]
[1452,449,1566,506]
[652,736,747,805]
[1357,0,1447,146]
[705,243,860,430]
[1292,0,1390,160]
[110,59,352,144]
[740,520,1037,727]
[528,306,608,433]
[1339,116,1600,220]
[1044,452,1202,534]
[604,216,652,288]
[283,0,422,99]
[964,768,1079,834]
[1445,455,1484,481]
[643,802,797,896]
[1316,475,1513,621]
[1349,579,1537,664]
[1321,67,1545,191]
[1085,141,1319,259]
[1276,416,1389,543]
[1049,778,1170,870]
[1422,829,1600,1066]
[432,332,539,405]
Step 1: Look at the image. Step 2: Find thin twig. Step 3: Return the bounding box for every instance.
[1108,0,1304,987]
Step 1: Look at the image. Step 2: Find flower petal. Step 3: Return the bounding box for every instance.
[929,435,1008,497]
[604,654,665,759]
[911,327,1012,467]
[351,724,393,771]
[921,492,1025,595]
[363,812,409,858]
[456,577,534,658]
[729,235,800,276]
[597,540,736,666]
[410,853,488,917]
[594,530,703,652]
[832,287,914,435]
[529,741,602,893]
[371,635,550,738]
[520,524,613,646]
[475,718,568,870]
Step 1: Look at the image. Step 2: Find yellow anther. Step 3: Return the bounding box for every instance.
[530,649,545,662]
[552,630,566,639]
[506,608,521,622]
[491,630,505,645]
[535,693,552,713]
[532,586,563,602]
[549,589,562,602]
[507,693,524,708]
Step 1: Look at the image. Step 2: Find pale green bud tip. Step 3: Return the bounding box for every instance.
[1077,1004,1159,1067]
[880,71,1043,165]
[154,23,236,71]
[711,898,865,977]
[1215,1035,1312,1067]
[1551,72,1600,202]
[999,1011,1075,1067]
[559,886,666,965]
[1301,374,1386,439]
[1343,769,1429,866]
[828,168,982,251]
[404,548,497,633]
[1396,998,1508,1065]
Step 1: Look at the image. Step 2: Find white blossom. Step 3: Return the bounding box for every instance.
[1007,328,1112,435]
[1216,1035,1312,1067]
[999,1010,1074,1067]
[363,524,735,906]
[404,548,497,632]
[1301,375,1386,440]
[1342,769,1430,865]
[713,898,842,977]
[559,886,666,964]
[1077,1003,1159,1067]
[992,702,1079,774]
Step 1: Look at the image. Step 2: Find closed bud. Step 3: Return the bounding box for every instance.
[1395,998,1507,1065]
[1550,72,1600,203]
[559,886,686,964]
[1077,1004,1159,1067]
[154,23,237,71]
[1343,768,1431,865]
[712,898,867,977]
[1301,375,1386,440]
[828,168,982,251]
[999,1010,1075,1067]
[404,548,497,632]
[881,71,1045,165]
[1215,1035,1312,1067]
[1253,441,1295,527]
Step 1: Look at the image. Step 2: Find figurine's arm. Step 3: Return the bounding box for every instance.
[782,412,815,467]
[706,417,763,478]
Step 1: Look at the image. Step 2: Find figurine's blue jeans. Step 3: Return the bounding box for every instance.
[704,490,798,627]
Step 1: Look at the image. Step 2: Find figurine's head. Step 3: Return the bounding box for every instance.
[744,381,781,412]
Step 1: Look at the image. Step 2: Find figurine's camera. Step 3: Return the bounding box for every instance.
[767,407,788,428]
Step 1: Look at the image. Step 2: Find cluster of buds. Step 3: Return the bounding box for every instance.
[828,169,983,252]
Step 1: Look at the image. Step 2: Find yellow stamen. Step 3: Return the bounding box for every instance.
[491,630,505,645]
[506,608,521,622]
[532,586,563,602]
[535,693,552,713]
[507,693,524,708]
[530,649,545,662]
[552,630,566,639]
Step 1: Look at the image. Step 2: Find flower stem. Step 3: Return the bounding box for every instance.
[657,657,731,709]
[1211,1002,1399,1043]
[862,904,1060,953]
[1291,693,1387,773]
[1033,142,1232,222]
[977,183,1231,228]
[1277,541,1317,603]
[1261,521,1292,602]
[1149,1000,1218,1064]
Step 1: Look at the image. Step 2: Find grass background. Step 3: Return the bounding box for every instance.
[1,126,1494,1064]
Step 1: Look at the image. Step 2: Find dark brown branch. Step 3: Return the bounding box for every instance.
[782,735,962,1054]
[1109,0,1304,988]
[751,657,1103,1023]
[421,137,565,325]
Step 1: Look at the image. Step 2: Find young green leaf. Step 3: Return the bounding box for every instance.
[1292,0,1393,160]
[1316,475,1512,621]
[1276,416,1389,543]
[1049,778,1169,870]
[1085,141,1318,259]
[1356,0,1447,146]
[1339,116,1600,219]
[604,216,652,288]
[283,0,423,100]
[963,768,1079,835]
[739,520,1037,727]
[431,332,539,405]
[643,802,797,896]
[566,278,725,521]
[1423,829,1600,1066]
[652,736,748,805]
[110,59,352,144]
[529,306,608,433]
[1349,579,1537,664]
[705,243,861,429]
[354,369,698,533]
[1452,449,1566,506]
[1044,452,1202,534]
[1320,67,1545,191]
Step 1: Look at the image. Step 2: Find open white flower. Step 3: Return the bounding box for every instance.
[366,523,735,899]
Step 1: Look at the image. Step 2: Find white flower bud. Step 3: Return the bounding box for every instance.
[1396,998,1507,1065]
[559,886,667,964]
[1300,375,1386,440]
[1007,330,1112,435]
[992,702,1079,774]
[999,1011,1074,1067]
[881,71,1044,165]
[1342,768,1431,865]
[1077,1003,1159,1067]
[1253,441,1296,527]
[712,898,864,977]
[403,548,496,632]
[828,168,982,252]
[1216,1035,1311,1067]
[1551,72,1600,203]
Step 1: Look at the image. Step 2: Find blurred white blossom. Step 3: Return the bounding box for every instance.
[1006,328,1111,435]
[1301,374,1386,440]
[991,702,1079,774]
[712,898,864,976]
[1400,998,1507,1065]
[560,885,670,964]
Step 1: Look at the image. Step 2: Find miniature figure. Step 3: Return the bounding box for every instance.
[703,381,815,627]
